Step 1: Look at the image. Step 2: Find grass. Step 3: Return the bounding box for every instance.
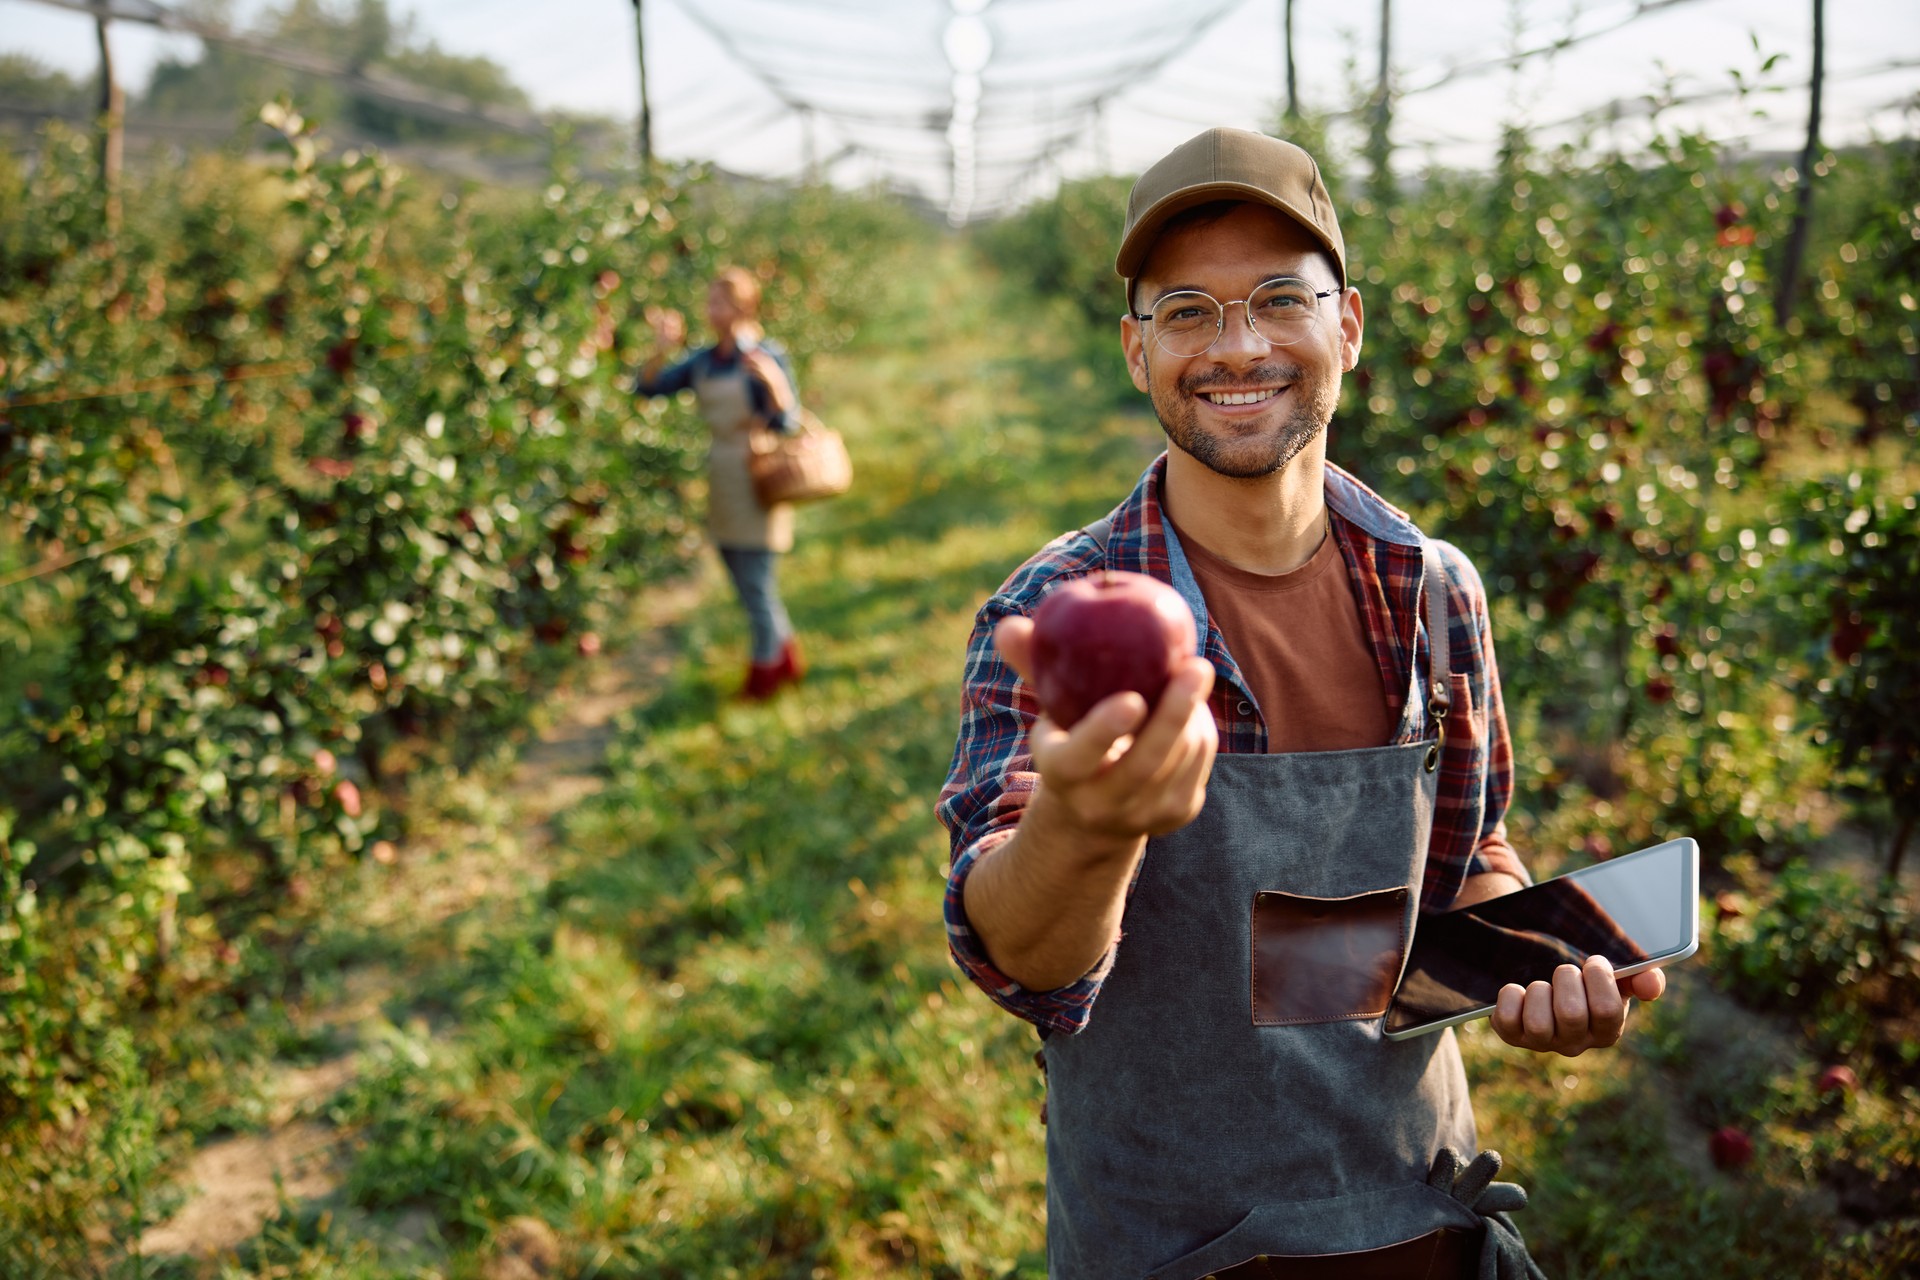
[32,234,1913,1279]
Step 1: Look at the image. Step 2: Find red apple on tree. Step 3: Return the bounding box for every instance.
[1816,1064,1859,1097]
[1028,571,1195,729]
[1709,1125,1754,1170]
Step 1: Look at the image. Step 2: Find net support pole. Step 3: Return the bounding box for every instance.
[96,13,124,232]
[1774,0,1826,328]
[633,0,654,169]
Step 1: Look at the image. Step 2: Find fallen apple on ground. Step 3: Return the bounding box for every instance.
[1029,570,1195,729]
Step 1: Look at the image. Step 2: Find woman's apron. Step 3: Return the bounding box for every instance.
[1044,531,1487,1280]
[692,352,792,553]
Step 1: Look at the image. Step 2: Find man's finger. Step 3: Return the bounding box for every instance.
[1624,966,1667,1003]
[1583,955,1626,1044]
[1551,964,1591,1050]
[1521,978,1559,1046]
[992,616,1036,685]
[1034,692,1150,783]
[1492,983,1526,1043]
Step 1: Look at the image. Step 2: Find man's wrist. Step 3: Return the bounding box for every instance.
[1021,786,1148,872]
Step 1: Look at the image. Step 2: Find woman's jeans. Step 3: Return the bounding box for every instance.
[718,546,793,664]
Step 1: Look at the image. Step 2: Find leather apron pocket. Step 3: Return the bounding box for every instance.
[1251,888,1410,1025]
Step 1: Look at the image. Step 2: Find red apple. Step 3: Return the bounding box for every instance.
[1830,612,1872,663]
[1709,1125,1754,1170]
[1029,571,1195,729]
[1816,1064,1859,1097]
[333,779,363,818]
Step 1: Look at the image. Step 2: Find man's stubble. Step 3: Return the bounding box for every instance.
[1147,355,1342,481]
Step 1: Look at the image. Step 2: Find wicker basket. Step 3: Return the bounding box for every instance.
[747,409,852,506]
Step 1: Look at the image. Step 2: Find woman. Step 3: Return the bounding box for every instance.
[634,266,806,700]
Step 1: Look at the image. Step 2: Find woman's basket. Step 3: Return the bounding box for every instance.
[748,408,852,506]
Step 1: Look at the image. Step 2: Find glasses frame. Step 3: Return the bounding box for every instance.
[1133,277,1344,358]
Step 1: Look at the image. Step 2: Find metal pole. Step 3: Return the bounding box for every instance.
[1774,0,1825,328]
[1283,0,1298,123]
[632,0,654,168]
[96,13,124,231]
[1370,0,1391,201]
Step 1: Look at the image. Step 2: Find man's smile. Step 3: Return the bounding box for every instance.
[1198,386,1285,407]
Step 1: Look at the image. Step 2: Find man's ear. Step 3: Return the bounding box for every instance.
[1337,287,1364,372]
[1122,313,1151,394]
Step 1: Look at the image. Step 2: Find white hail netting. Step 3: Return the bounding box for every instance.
[669,0,1918,221]
[7,0,1916,209]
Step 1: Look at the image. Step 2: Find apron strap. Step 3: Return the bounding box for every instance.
[1083,514,1115,551]
[1420,538,1452,771]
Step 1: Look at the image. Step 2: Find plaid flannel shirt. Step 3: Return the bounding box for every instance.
[935,454,1530,1035]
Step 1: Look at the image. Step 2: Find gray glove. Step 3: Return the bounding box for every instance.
[1427,1147,1549,1280]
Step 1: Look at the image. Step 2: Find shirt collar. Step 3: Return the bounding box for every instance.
[1107,451,1424,565]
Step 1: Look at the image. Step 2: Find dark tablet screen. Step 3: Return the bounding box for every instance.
[1386,838,1694,1037]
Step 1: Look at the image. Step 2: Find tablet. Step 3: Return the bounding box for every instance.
[1383,837,1699,1041]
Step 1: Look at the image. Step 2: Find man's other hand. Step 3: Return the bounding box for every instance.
[1490,954,1667,1057]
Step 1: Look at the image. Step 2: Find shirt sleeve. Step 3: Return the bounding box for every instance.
[751,340,799,433]
[632,349,701,397]
[935,577,1114,1035]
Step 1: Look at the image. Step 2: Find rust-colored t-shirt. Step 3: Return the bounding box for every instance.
[1174,521,1396,754]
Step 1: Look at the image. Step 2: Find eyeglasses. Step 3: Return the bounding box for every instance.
[1133,277,1343,358]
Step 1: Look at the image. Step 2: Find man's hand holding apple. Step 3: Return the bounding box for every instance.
[992,614,1217,847]
[962,574,1218,993]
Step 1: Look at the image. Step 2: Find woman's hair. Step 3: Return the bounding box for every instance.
[712,266,762,317]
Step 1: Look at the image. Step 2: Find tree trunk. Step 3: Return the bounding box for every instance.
[1773,0,1825,328]
[633,0,654,169]
[96,15,124,233]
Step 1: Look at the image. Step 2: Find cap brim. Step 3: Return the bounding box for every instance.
[1115,181,1346,287]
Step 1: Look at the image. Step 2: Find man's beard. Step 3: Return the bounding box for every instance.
[1149,357,1338,480]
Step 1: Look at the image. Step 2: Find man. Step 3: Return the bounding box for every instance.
[935,128,1667,1279]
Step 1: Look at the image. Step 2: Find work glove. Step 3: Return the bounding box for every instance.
[1427,1147,1549,1280]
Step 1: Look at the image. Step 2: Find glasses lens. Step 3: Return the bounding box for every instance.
[1149,292,1222,357]
[1247,279,1323,347]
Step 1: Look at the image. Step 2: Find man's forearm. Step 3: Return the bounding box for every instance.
[1452,870,1526,909]
[961,790,1145,993]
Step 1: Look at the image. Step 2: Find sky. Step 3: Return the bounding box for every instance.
[4,0,1917,218]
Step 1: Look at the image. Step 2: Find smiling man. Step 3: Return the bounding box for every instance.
[936,128,1665,1279]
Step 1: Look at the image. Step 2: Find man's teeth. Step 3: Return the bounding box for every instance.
[1203,389,1279,405]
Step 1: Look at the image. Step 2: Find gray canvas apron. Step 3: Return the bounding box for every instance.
[1045,526,1484,1280]
[692,350,793,553]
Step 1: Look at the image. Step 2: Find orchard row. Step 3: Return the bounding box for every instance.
[0,105,920,1136]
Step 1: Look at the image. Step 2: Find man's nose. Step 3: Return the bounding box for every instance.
[1212,301,1271,361]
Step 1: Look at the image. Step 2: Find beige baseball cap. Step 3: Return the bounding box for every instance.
[1115,127,1347,290]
